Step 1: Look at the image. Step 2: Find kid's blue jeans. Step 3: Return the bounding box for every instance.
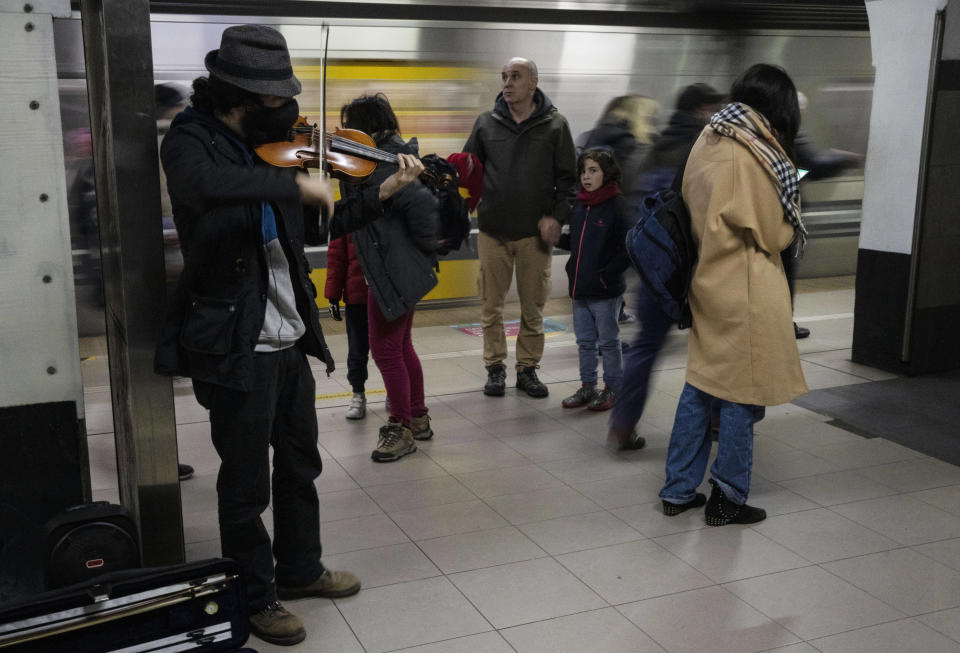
[659,382,765,506]
[572,297,622,390]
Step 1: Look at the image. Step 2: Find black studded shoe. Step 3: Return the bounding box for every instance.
[662,492,706,516]
[704,480,766,526]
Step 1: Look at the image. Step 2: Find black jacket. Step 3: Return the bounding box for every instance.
[636,110,706,198]
[154,108,385,390]
[559,193,631,300]
[463,88,576,240]
[346,135,439,322]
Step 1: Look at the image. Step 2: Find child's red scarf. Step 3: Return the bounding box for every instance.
[577,181,621,206]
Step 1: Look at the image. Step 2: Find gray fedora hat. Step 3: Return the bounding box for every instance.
[205,25,301,97]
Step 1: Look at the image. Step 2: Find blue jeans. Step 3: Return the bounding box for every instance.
[609,283,674,434]
[572,297,622,389]
[659,383,765,506]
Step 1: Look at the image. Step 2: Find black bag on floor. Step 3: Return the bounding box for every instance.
[43,501,141,590]
[0,558,249,651]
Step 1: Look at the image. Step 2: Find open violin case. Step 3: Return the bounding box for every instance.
[0,558,249,651]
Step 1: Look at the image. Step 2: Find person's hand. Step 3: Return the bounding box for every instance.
[296,173,335,216]
[378,153,425,201]
[327,301,342,321]
[538,216,561,247]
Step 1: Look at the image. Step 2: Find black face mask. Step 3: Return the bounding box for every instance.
[242,98,299,146]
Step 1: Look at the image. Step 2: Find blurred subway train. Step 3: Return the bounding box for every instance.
[53,9,873,335]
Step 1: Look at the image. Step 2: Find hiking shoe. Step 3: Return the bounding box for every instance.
[662,493,707,516]
[178,463,194,481]
[277,569,361,600]
[516,367,549,398]
[587,386,615,411]
[704,480,766,526]
[249,601,305,646]
[411,414,433,441]
[484,363,507,396]
[345,392,366,420]
[562,384,597,408]
[371,422,416,462]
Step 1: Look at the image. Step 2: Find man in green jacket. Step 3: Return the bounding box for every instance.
[464,56,576,398]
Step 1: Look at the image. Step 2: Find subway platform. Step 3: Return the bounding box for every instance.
[80,276,960,652]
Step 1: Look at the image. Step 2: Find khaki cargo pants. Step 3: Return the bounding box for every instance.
[477,230,552,371]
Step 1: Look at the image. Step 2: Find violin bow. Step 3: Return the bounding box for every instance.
[320,22,330,174]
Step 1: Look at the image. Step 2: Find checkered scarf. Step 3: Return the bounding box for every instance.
[710,102,806,254]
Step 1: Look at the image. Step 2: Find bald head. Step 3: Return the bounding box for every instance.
[501,57,539,111]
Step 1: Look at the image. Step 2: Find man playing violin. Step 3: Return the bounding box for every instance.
[464,57,577,399]
[153,25,423,647]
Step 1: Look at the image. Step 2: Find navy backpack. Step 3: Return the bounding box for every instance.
[625,160,696,329]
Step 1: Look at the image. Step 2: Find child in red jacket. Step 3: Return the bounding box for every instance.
[325,233,370,419]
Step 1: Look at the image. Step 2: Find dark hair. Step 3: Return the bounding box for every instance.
[340,93,400,144]
[189,75,260,116]
[729,64,801,154]
[577,148,621,185]
[676,83,723,112]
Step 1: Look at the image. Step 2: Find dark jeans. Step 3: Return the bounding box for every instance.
[193,346,325,613]
[344,303,370,393]
[609,283,674,435]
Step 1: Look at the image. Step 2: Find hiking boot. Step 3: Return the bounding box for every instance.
[516,366,549,398]
[345,392,366,420]
[277,569,361,600]
[177,463,194,481]
[562,384,597,408]
[662,493,707,516]
[587,386,615,411]
[484,363,506,396]
[249,601,305,646]
[411,413,433,441]
[704,480,766,526]
[371,421,416,462]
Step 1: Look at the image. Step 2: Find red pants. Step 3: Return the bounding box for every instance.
[367,290,427,426]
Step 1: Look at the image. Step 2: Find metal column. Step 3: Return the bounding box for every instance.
[79,0,183,565]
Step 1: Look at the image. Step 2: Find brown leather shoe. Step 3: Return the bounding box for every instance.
[277,569,361,600]
[249,601,305,646]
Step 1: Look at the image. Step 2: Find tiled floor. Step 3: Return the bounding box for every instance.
[82,277,960,652]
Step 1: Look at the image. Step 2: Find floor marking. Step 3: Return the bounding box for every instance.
[795,312,854,322]
[316,388,386,401]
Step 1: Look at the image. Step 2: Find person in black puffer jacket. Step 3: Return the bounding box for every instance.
[557,149,633,415]
[338,94,440,463]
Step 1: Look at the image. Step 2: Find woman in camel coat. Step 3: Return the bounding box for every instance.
[658,64,808,526]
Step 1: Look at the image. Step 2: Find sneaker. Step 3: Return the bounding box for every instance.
[704,480,766,526]
[178,463,194,481]
[249,601,305,646]
[371,421,416,462]
[411,414,433,441]
[562,384,597,408]
[662,493,707,516]
[587,386,615,411]
[345,392,366,420]
[516,366,549,398]
[277,569,361,600]
[616,429,646,451]
[484,363,506,396]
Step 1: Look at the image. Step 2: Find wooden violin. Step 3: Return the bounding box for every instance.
[254,116,442,188]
